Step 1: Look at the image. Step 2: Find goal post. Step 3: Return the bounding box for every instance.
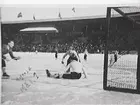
[103,6,140,94]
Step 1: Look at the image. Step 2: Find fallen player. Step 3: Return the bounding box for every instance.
[46,53,87,79]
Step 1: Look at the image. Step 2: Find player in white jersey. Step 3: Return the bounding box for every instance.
[46,53,87,79]
[61,46,81,66]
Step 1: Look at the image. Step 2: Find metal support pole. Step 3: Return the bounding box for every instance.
[137,48,140,92]
[103,7,111,90]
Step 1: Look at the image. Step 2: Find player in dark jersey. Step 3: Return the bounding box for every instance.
[84,48,88,61]
[2,40,21,78]
[46,53,87,79]
[109,51,118,67]
[114,51,118,63]
[61,46,81,66]
[54,47,58,59]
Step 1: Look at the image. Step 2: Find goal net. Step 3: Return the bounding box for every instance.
[104,6,140,93]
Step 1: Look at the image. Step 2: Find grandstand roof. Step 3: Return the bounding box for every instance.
[1,6,140,25]
[1,6,108,24]
[20,27,58,33]
[1,6,140,36]
[2,15,106,24]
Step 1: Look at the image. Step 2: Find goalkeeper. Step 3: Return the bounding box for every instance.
[109,51,119,67]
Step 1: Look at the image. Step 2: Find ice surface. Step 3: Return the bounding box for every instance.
[2,52,140,105]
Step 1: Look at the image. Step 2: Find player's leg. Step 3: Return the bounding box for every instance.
[71,72,82,79]
[46,69,81,79]
[109,54,118,67]
[55,52,58,59]
[84,54,86,60]
[62,72,81,79]
[62,73,72,79]
[46,69,62,79]
[84,54,87,60]
[109,56,113,67]
[46,69,51,77]
[2,59,10,78]
[35,50,38,54]
[114,54,117,62]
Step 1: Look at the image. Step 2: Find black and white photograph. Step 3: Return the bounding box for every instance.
[1,1,140,105]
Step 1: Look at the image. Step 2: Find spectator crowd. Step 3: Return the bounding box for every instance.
[13,41,104,54]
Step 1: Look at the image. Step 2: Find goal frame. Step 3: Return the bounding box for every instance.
[103,7,140,94]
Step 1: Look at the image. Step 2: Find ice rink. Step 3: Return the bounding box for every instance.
[2,52,140,105]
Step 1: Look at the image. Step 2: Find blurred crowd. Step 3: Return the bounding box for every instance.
[13,41,104,53]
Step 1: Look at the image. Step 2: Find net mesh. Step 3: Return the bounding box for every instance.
[107,52,137,89]
[118,7,140,14]
[106,7,139,90]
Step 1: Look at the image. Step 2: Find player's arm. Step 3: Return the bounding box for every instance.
[65,63,71,73]
[82,66,88,78]
[62,51,69,59]
[9,50,20,60]
[77,52,81,62]
[73,50,81,62]
[2,55,6,60]
[61,51,69,63]
[2,55,10,62]
[2,45,8,60]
